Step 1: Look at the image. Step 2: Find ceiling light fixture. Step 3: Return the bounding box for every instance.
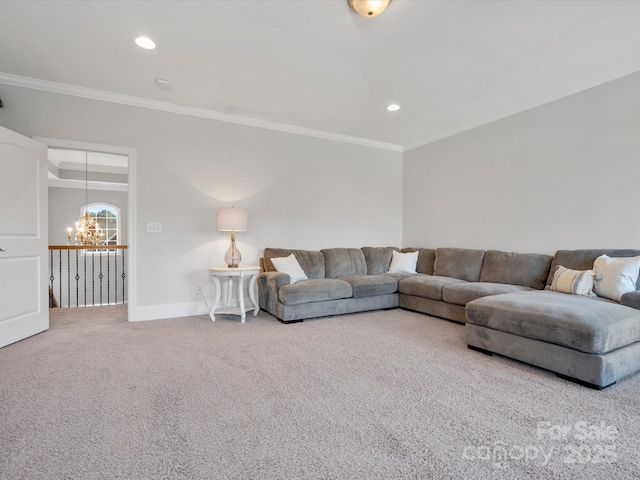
[135,36,156,50]
[348,0,392,17]
[387,104,400,112]
[68,153,105,246]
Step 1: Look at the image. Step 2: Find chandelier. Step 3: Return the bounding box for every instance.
[71,211,105,246]
[67,152,105,246]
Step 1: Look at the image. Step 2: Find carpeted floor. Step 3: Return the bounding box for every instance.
[1,306,639,479]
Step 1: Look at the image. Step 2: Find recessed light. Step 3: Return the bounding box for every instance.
[135,37,156,50]
[387,104,400,112]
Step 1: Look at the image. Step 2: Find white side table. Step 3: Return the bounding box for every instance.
[209,266,261,323]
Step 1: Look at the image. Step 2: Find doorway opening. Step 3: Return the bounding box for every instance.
[35,137,137,323]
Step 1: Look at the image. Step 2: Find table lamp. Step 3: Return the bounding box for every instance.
[217,206,248,268]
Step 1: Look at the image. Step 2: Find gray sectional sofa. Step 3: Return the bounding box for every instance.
[257,246,640,389]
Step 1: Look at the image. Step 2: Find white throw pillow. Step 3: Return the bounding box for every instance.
[548,265,596,297]
[593,254,640,302]
[271,254,308,284]
[388,250,418,274]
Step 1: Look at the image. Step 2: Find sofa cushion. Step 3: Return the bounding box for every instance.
[401,248,436,275]
[443,282,534,307]
[361,247,398,275]
[278,279,352,306]
[399,275,467,301]
[547,249,640,288]
[263,248,325,279]
[466,290,640,355]
[321,248,367,279]
[433,248,485,282]
[480,250,552,290]
[340,275,398,298]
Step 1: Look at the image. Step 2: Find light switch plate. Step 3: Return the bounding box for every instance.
[146,222,162,233]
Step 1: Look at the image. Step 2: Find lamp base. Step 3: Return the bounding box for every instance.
[224,231,242,268]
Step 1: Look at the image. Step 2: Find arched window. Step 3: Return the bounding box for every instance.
[82,203,120,246]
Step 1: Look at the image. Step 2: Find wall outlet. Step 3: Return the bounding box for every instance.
[146,222,162,233]
[195,282,203,293]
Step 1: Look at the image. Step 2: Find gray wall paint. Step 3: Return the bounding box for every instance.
[0,85,402,317]
[403,71,640,254]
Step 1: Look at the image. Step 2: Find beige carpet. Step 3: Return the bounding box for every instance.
[1,306,639,479]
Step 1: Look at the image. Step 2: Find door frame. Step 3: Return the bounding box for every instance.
[34,137,138,321]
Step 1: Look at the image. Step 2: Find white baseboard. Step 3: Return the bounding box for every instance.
[132,301,209,322]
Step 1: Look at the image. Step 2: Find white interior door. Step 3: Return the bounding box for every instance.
[0,126,48,348]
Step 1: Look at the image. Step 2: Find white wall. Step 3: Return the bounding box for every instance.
[0,85,402,320]
[403,71,640,255]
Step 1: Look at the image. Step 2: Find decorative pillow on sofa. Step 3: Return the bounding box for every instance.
[593,254,640,302]
[271,254,308,284]
[388,250,418,274]
[548,265,597,297]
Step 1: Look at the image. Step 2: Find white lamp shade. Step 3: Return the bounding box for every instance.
[217,207,248,232]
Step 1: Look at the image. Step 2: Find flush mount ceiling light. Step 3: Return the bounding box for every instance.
[135,36,156,49]
[387,104,400,111]
[348,0,392,17]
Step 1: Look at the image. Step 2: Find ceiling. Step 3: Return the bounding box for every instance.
[49,149,128,174]
[47,149,128,191]
[1,1,640,150]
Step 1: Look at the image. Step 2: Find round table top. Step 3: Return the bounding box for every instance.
[209,265,261,273]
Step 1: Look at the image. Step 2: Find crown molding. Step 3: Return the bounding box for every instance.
[47,172,128,192]
[48,178,128,192]
[0,72,403,153]
[47,154,62,168]
[7,60,639,155]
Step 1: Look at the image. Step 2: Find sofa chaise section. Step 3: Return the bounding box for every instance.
[466,291,640,389]
[466,249,640,388]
